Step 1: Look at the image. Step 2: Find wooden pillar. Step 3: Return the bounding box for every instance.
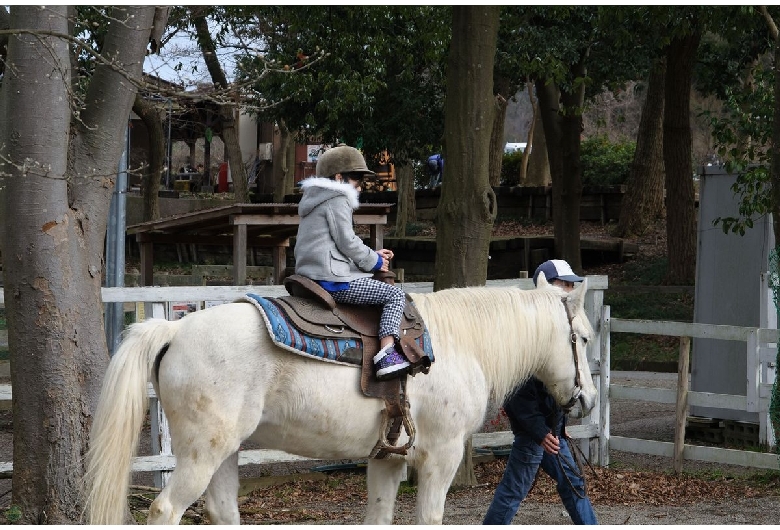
[233,222,247,285]
[138,234,154,287]
[370,223,384,250]
[673,336,691,474]
[273,245,286,285]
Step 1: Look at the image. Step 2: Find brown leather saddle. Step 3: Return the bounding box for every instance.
[280,272,432,457]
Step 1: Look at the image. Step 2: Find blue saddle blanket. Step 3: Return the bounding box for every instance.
[244,293,434,367]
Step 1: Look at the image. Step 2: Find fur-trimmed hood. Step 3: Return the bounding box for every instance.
[298,177,360,215]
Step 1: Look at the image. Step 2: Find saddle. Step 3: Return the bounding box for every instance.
[280,273,432,457]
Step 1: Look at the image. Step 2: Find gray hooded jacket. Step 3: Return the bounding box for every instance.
[294,177,380,282]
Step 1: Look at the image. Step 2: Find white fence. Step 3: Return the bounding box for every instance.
[0,275,778,483]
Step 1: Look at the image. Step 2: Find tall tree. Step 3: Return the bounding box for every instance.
[663,29,701,284]
[503,6,645,271]
[191,7,249,203]
[132,93,164,221]
[0,6,165,522]
[614,58,666,238]
[433,6,500,289]
[535,60,588,271]
[760,7,780,252]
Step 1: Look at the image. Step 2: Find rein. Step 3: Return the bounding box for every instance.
[561,299,582,412]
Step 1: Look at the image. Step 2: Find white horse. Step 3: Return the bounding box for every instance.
[84,275,597,525]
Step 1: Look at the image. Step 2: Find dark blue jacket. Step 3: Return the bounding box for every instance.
[503,377,565,444]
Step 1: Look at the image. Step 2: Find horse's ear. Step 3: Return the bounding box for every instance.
[567,278,588,309]
[535,274,549,289]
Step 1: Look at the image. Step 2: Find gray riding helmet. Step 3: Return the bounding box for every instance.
[316,145,376,178]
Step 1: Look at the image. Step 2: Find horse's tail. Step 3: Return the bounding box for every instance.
[83,318,180,525]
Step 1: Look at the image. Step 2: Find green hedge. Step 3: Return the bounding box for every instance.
[581,135,635,187]
[499,136,635,187]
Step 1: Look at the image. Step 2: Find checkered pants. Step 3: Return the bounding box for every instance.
[330,277,405,341]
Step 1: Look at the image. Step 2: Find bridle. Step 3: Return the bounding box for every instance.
[561,298,582,412]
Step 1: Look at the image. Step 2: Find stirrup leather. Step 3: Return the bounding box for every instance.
[369,378,416,458]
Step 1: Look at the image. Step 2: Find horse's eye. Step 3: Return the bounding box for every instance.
[581,337,588,345]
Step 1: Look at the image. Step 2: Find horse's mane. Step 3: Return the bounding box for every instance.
[409,286,568,403]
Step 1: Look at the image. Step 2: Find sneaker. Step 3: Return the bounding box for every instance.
[374,344,410,380]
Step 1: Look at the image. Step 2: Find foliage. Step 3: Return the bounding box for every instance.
[4,505,21,523]
[701,59,773,236]
[580,135,635,187]
[234,6,450,165]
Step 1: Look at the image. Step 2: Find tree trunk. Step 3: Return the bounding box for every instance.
[433,6,500,293]
[663,32,700,285]
[0,7,9,78]
[285,130,297,195]
[519,82,536,185]
[525,92,551,187]
[614,57,666,238]
[192,10,248,202]
[489,77,510,187]
[536,54,586,273]
[0,6,157,523]
[132,93,162,221]
[272,122,292,203]
[394,161,416,237]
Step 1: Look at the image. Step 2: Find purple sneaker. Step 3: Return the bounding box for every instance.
[374,345,410,380]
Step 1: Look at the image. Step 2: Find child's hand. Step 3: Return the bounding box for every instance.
[377,248,394,260]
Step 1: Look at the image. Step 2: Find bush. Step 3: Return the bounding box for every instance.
[581,135,635,187]
[500,150,525,186]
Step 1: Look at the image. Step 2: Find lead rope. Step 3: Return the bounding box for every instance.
[555,432,599,500]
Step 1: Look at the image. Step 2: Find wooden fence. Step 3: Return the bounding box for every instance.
[0,274,778,484]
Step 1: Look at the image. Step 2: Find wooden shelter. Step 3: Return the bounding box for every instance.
[127,203,393,286]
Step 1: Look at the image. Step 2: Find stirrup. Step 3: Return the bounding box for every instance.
[369,380,416,458]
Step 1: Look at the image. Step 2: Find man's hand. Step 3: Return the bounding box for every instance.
[540,432,561,455]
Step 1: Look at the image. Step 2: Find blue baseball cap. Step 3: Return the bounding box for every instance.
[533,259,584,286]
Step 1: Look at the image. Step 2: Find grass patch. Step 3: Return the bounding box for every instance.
[605,257,694,368]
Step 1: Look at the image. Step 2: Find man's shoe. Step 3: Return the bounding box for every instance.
[374,344,410,381]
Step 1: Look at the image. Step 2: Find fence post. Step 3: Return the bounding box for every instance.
[673,336,691,474]
[598,305,611,467]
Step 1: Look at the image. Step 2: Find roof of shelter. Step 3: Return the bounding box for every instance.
[127,203,393,246]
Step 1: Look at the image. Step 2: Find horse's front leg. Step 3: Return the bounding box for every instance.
[414,440,464,524]
[364,456,406,524]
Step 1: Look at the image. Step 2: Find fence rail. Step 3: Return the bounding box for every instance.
[0,275,777,481]
[606,313,779,472]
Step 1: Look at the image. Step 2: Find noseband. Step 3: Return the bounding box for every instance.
[561,299,582,412]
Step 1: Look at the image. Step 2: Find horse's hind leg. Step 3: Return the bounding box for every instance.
[203,452,240,524]
[147,449,236,524]
[365,457,406,524]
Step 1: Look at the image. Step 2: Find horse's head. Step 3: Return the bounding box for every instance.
[532,274,597,418]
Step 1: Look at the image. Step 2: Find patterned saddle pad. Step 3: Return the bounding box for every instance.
[243,293,434,367]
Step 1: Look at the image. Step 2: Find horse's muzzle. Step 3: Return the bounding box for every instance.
[562,386,582,413]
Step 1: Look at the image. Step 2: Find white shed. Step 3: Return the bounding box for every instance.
[691,165,776,422]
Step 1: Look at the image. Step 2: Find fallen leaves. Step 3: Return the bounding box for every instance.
[234,458,780,524]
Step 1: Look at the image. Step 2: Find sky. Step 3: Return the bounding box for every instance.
[143,23,240,91]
